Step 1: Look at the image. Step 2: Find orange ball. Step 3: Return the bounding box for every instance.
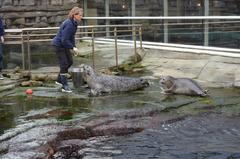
[26,89,33,95]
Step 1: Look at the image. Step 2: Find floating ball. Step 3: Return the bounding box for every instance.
[26,89,33,95]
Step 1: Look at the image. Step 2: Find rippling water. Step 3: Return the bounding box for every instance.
[108,113,240,159]
[0,83,240,158]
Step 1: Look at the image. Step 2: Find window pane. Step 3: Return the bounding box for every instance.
[135,0,163,16]
[209,20,240,48]
[209,0,240,15]
[109,0,131,17]
[86,0,105,25]
[169,0,203,16]
[168,20,203,45]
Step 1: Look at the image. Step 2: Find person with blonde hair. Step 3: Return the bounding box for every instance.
[52,7,83,93]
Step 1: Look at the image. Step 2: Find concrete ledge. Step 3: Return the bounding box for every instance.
[142,49,240,88]
[83,38,240,58]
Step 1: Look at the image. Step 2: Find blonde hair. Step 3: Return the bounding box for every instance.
[68,7,83,19]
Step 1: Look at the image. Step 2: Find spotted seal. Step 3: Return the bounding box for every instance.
[159,75,208,97]
[80,64,149,95]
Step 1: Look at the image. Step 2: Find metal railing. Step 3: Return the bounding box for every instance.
[83,16,240,20]
[4,16,240,72]
[4,24,143,71]
[83,16,240,48]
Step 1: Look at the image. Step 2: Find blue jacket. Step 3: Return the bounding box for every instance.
[52,18,78,49]
[0,17,4,37]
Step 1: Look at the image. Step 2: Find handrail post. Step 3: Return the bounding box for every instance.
[133,26,137,62]
[139,26,143,49]
[91,28,95,69]
[27,31,31,72]
[114,27,118,67]
[21,31,25,70]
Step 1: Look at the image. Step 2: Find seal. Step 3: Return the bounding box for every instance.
[80,64,149,95]
[159,75,208,97]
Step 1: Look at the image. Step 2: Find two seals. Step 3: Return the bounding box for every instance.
[78,64,207,97]
[159,75,208,97]
[80,64,149,95]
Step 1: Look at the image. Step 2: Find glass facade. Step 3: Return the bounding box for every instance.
[208,0,240,48]
[135,0,163,16]
[209,0,240,15]
[168,0,203,16]
[85,0,105,25]
[208,19,240,48]
[109,0,131,17]
[134,1,164,42]
[83,0,240,49]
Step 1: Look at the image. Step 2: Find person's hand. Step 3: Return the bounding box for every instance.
[73,47,80,54]
[72,47,80,56]
[0,36,4,43]
[70,47,80,56]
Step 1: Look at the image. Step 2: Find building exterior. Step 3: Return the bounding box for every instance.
[0,0,80,28]
[83,0,240,49]
[0,0,239,49]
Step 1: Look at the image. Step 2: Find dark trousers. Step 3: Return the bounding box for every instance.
[0,43,3,72]
[54,46,73,74]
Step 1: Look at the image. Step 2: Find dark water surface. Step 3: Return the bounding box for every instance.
[108,113,240,159]
[0,82,240,158]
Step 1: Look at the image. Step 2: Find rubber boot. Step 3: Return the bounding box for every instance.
[55,74,62,86]
[0,73,3,80]
[60,74,72,93]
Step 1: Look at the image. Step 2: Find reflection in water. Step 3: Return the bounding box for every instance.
[0,108,15,135]
[109,113,240,159]
[0,95,91,134]
[0,85,240,158]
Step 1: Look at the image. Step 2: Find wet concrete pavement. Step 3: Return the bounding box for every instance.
[141,49,240,88]
[1,44,240,96]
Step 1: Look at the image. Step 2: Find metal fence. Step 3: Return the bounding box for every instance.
[4,24,143,71]
[4,16,240,71]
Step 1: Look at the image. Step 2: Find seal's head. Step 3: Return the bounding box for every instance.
[159,76,175,89]
[140,78,150,87]
[79,64,96,81]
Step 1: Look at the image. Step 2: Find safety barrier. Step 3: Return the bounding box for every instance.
[4,24,143,71]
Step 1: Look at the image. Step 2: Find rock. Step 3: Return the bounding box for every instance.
[45,74,58,82]
[234,69,240,87]
[9,73,23,80]
[21,80,43,87]
[0,84,15,93]
[31,74,48,81]
[25,109,73,120]
[13,66,21,73]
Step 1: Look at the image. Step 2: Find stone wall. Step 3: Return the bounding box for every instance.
[0,0,81,28]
